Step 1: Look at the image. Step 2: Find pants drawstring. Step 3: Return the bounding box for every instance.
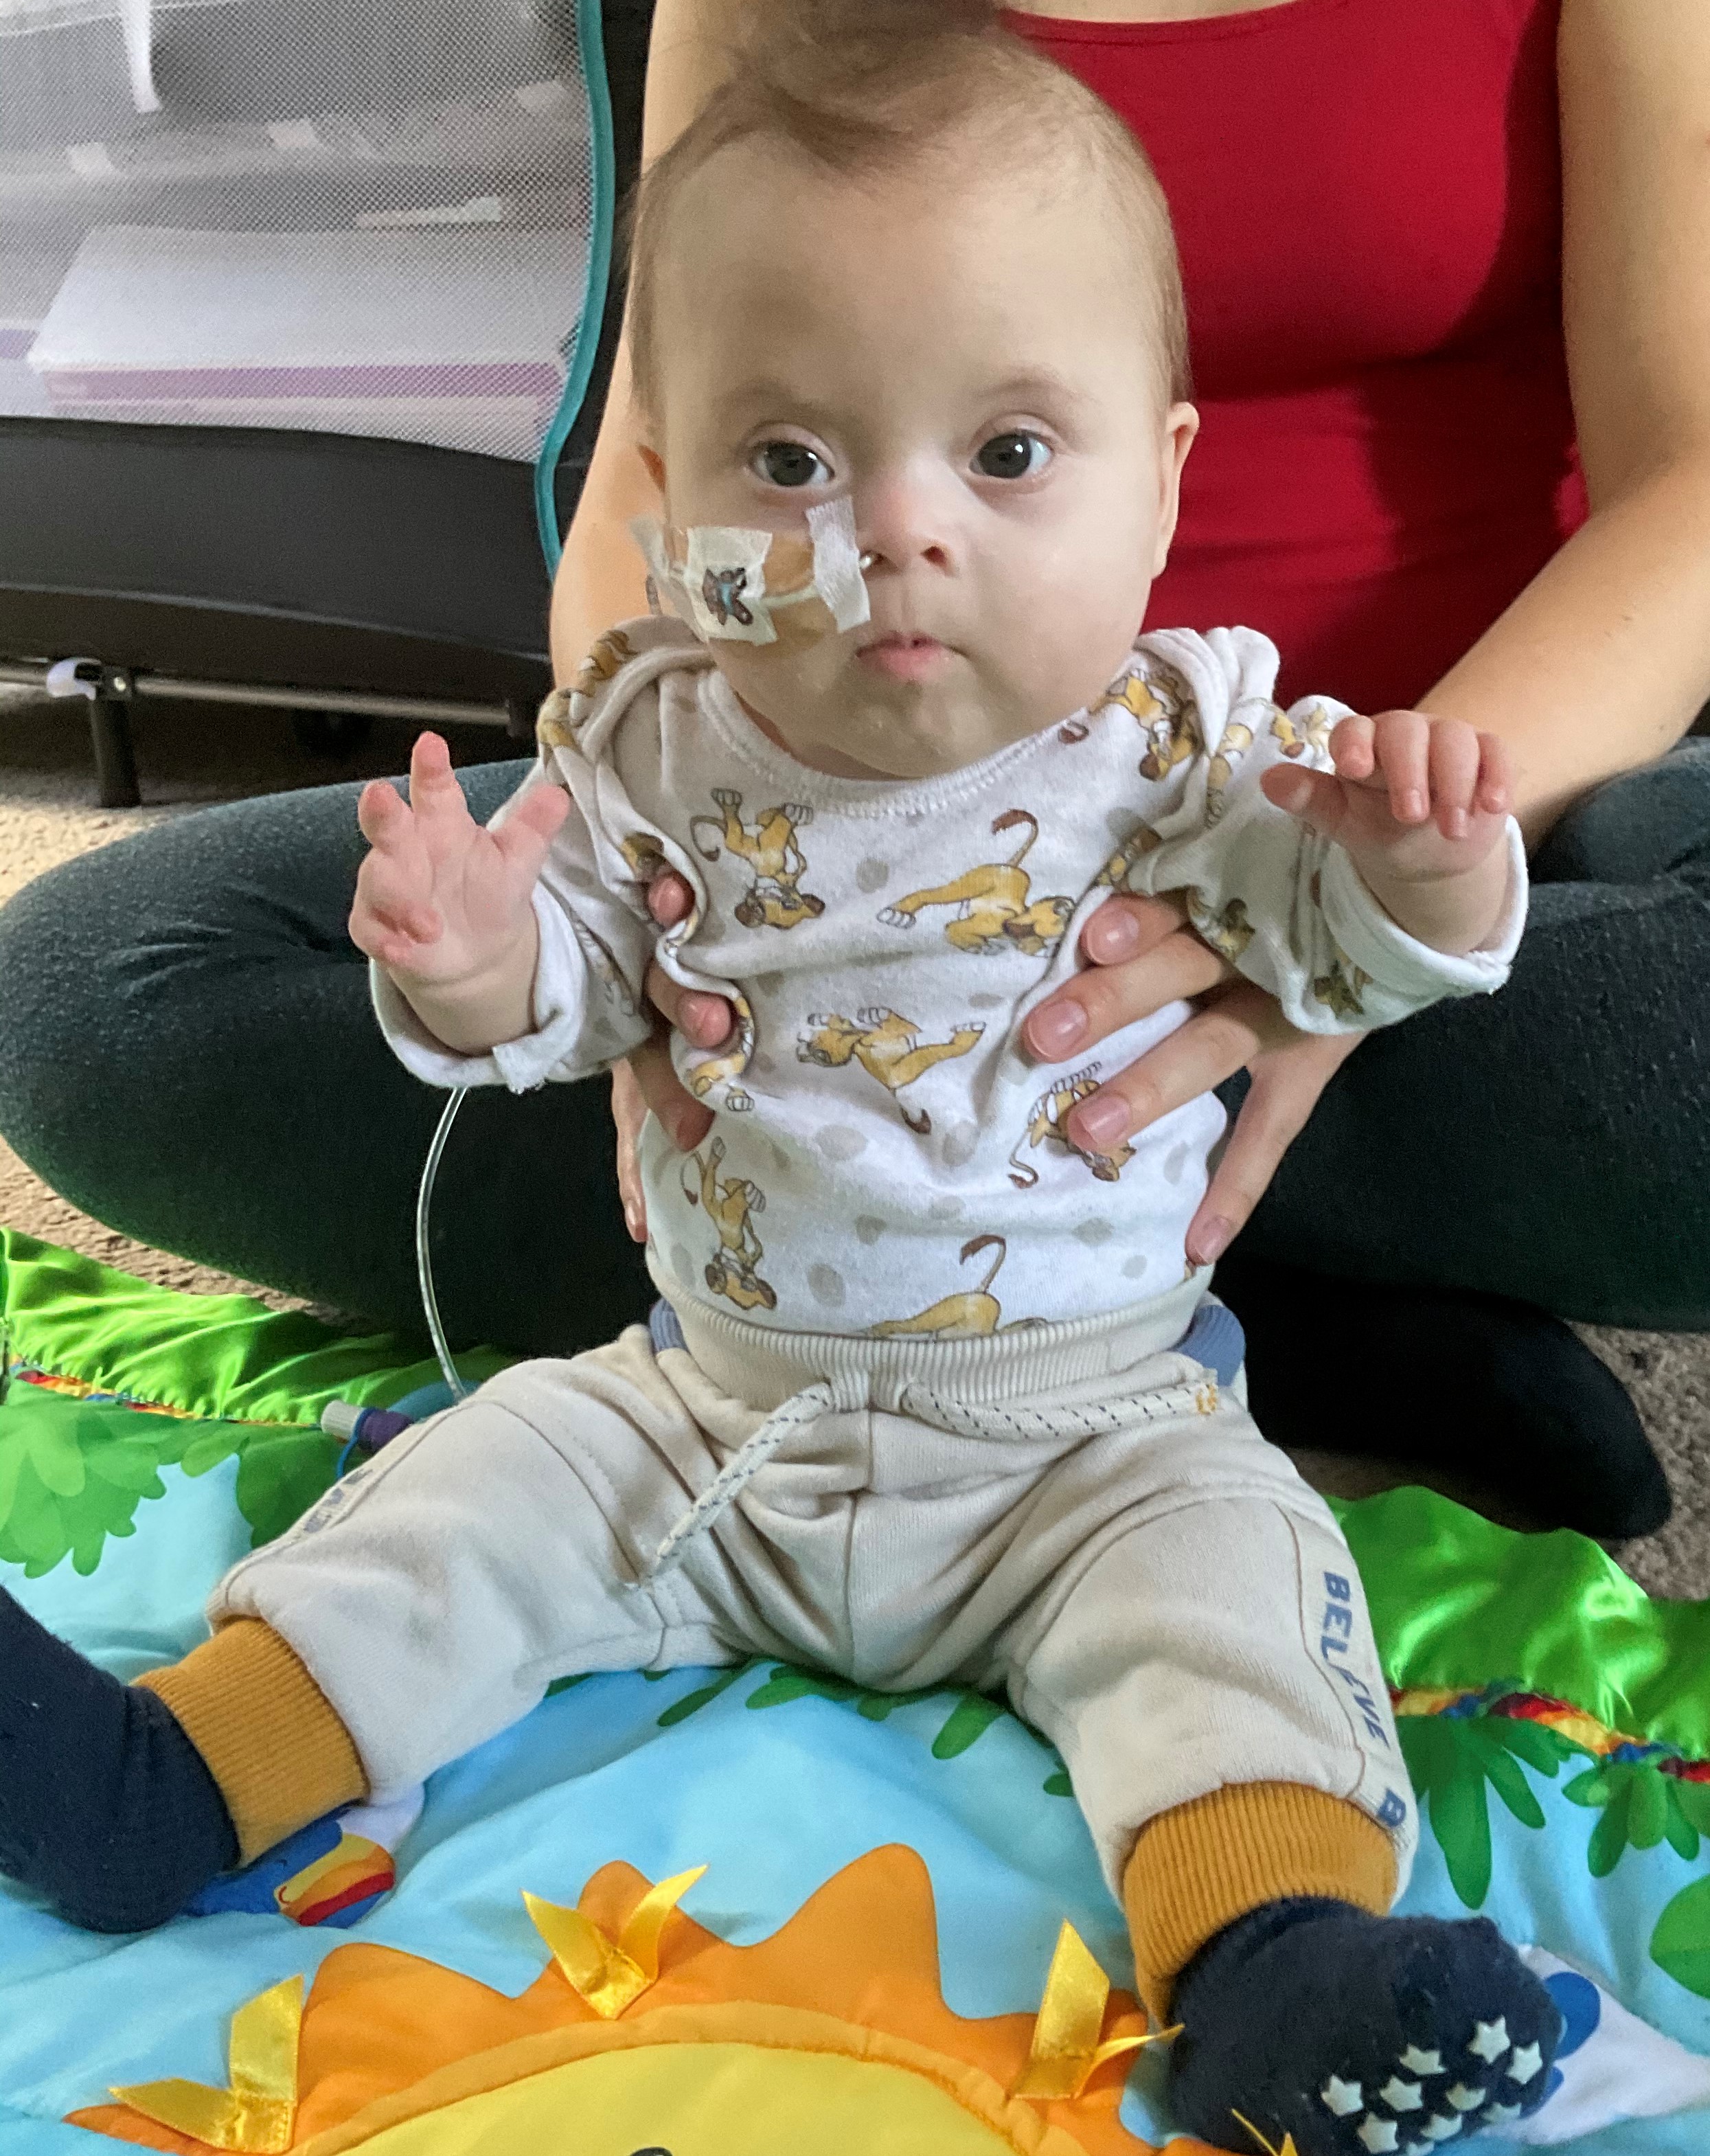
[638,1362,1219,1583]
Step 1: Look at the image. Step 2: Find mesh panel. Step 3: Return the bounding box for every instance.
[0,0,600,462]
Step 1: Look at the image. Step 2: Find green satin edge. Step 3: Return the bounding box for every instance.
[5,1232,1708,1758]
[0,1229,510,1429]
[1334,1486,1710,1761]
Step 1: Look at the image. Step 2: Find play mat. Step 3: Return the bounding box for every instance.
[3,1226,1709,2155]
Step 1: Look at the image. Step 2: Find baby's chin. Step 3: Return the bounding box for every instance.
[726,652,1059,782]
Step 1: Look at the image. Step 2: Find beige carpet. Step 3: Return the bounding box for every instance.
[3,685,1708,1599]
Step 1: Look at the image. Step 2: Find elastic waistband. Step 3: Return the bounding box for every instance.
[647,1259,1217,1411]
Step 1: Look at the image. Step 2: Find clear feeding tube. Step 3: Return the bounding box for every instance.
[415,1085,472,1402]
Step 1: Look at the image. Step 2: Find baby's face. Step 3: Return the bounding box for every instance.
[642,139,1197,780]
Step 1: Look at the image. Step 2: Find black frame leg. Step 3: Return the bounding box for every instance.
[88,693,139,808]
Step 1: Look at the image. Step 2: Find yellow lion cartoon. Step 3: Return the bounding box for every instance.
[871,1234,1036,1338]
[1270,700,1334,761]
[1008,1069,1134,1188]
[685,990,756,1114]
[683,1137,775,1310]
[1205,718,1255,824]
[878,810,1073,958]
[796,1008,985,1133]
[1094,821,1162,893]
[1186,892,1256,964]
[1312,950,1373,1021]
[1102,665,1201,783]
[690,788,825,931]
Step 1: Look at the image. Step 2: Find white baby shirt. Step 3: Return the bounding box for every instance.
[375,615,1527,1335]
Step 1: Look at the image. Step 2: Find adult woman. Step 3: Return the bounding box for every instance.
[557,0,1710,1536]
[0,0,1704,1534]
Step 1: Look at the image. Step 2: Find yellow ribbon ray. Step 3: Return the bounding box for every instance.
[111,1975,302,2153]
[1231,2113,1300,2156]
[1011,1922,1178,2102]
[525,1863,707,2020]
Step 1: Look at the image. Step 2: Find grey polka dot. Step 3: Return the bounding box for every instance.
[855,857,891,893]
[1106,808,1141,840]
[563,861,597,888]
[755,972,785,996]
[750,1051,776,1076]
[768,1143,793,1175]
[808,1264,847,1309]
[855,1216,885,1245]
[1121,1253,1150,1279]
[968,992,1007,1012]
[1075,1218,1114,1246]
[928,1194,964,1221]
[670,1242,696,1286]
[940,1121,980,1168]
[816,1125,868,1162]
[1163,1141,1191,1185]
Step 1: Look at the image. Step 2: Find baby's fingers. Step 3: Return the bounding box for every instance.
[352,845,442,949]
[1371,711,1432,824]
[490,782,571,883]
[1476,730,1513,817]
[1428,718,1482,839]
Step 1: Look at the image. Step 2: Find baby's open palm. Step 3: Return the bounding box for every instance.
[348,731,569,984]
[1260,709,1512,883]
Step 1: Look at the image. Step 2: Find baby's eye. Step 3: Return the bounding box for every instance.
[974,430,1051,480]
[751,440,828,488]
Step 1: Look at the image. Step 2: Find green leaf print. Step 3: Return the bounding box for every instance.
[1652,1874,1710,1998]
[0,1391,190,1578]
[0,1383,342,1579]
[1398,1712,1583,1909]
[1564,1759,1710,1874]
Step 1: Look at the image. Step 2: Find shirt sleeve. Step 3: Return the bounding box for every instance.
[369,751,661,1093]
[1126,627,1529,1036]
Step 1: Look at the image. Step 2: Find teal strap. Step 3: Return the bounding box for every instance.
[534,0,618,572]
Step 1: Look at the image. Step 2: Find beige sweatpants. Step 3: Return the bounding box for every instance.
[209,1278,1416,1896]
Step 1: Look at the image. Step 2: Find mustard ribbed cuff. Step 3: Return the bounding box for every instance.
[135,1619,367,1864]
[1123,1781,1398,2023]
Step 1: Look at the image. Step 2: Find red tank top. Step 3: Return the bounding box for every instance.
[1007,0,1582,712]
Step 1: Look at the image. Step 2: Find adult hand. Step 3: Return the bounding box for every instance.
[611,870,734,1241]
[1019,892,1361,1265]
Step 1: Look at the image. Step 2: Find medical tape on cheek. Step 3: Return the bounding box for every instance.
[628,495,871,645]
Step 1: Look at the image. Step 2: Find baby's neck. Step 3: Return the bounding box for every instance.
[729,683,1067,784]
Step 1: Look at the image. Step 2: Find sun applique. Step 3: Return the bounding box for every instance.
[67,1846,1216,2155]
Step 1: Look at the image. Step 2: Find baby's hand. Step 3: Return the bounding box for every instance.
[1260,711,1513,954]
[349,731,569,986]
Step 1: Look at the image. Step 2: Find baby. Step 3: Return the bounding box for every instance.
[0,7,1562,2151]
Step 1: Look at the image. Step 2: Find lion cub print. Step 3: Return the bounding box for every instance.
[1102,663,1202,783]
[1095,820,1163,894]
[1312,949,1373,1020]
[1205,718,1255,825]
[690,788,825,931]
[1008,1068,1134,1188]
[682,1137,775,1311]
[686,990,756,1115]
[796,1008,985,1133]
[870,1234,1031,1337]
[1187,892,1256,964]
[1270,701,1333,761]
[878,810,1073,959]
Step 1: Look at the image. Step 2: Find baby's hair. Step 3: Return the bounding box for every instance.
[622,0,1192,423]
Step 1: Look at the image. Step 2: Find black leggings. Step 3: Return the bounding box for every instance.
[1,744,1706,1353]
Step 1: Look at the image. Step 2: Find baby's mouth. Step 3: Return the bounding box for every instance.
[855,634,952,684]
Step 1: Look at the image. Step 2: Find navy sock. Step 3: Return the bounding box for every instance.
[0,1588,238,1931]
[1168,1897,1562,2155]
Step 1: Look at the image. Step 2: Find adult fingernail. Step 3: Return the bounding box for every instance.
[1027,1003,1087,1057]
[1404,789,1426,821]
[1189,1216,1233,1264]
[1073,1096,1128,1148]
[1088,908,1141,960]
[623,1201,645,1243]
